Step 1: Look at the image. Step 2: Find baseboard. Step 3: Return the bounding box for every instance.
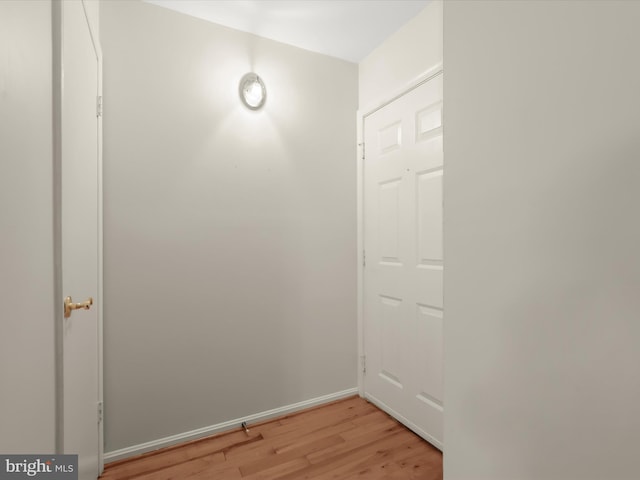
[104,387,359,463]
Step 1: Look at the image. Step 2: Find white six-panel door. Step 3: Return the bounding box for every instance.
[363,73,443,448]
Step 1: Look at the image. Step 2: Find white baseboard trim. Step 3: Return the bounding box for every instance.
[104,387,359,463]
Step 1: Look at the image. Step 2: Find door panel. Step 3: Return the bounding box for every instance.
[363,74,443,449]
[416,304,444,403]
[417,170,443,263]
[379,294,405,388]
[60,1,101,477]
[378,179,402,263]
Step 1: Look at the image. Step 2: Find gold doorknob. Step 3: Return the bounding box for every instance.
[64,296,93,318]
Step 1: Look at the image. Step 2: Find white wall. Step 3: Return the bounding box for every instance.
[101,1,358,453]
[359,0,441,110]
[0,0,56,453]
[444,1,640,479]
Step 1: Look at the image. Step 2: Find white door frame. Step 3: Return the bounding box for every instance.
[52,0,104,473]
[357,63,443,398]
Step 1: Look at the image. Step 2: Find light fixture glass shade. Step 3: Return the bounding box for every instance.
[239,73,266,110]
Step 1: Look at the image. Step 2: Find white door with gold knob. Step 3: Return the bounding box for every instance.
[58,0,102,477]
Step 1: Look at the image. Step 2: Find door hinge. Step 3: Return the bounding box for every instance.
[96,96,103,117]
[97,401,103,424]
[362,250,366,268]
[361,355,366,375]
[359,142,365,160]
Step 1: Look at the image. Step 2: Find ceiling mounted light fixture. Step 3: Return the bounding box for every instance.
[239,72,266,110]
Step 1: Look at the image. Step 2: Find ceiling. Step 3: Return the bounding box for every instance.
[143,0,430,63]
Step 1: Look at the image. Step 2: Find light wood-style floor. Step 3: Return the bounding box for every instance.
[100,396,442,480]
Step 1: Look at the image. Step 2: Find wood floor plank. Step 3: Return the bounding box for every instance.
[339,412,400,442]
[239,434,344,477]
[242,457,311,480]
[321,436,433,479]
[186,464,243,480]
[101,430,259,479]
[275,429,410,480]
[224,406,367,467]
[133,452,225,480]
[100,396,443,480]
[380,451,443,480]
[306,423,403,465]
[271,420,359,455]
[260,399,373,441]
[222,440,276,463]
